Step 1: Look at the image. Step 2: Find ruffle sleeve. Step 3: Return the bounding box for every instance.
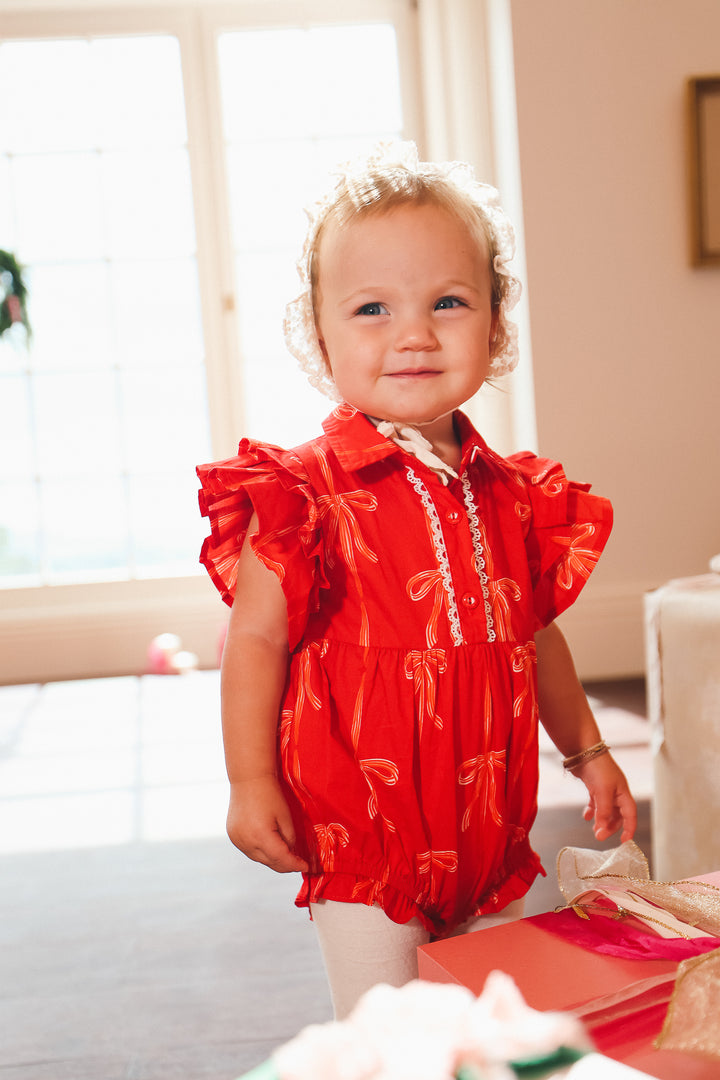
[196,440,327,651]
[506,451,613,629]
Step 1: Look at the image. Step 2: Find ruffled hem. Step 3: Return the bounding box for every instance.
[467,847,546,924]
[298,871,438,931]
[295,847,544,937]
[197,440,327,649]
[506,452,613,629]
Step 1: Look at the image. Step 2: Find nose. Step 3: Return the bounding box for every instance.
[395,314,438,352]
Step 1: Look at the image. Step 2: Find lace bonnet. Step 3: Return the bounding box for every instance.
[283,141,522,402]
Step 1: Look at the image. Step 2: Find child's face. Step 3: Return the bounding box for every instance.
[315,202,498,428]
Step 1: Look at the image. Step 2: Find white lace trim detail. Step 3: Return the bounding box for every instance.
[461,475,497,643]
[405,467,464,647]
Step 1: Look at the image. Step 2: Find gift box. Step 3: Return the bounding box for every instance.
[645,573,720,880]
[418,845,720,1079]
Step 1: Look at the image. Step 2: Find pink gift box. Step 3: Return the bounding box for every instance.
[417,870,720,1079]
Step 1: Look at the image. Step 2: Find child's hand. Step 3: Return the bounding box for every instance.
[572,752,637,843]
[226,776,309,873]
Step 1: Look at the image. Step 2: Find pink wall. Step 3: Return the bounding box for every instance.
[510,0,720,675]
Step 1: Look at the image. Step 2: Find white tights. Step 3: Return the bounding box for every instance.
[311,897,526,1020]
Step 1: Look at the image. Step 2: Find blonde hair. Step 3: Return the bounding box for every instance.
[284,142,521,401]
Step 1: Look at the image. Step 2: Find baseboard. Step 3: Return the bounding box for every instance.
[0,576,229,685]
[1,576,652,686]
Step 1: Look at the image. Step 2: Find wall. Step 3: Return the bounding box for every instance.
[509,0,720,677]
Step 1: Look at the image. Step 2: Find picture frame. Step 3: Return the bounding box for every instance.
[688,76,720,267]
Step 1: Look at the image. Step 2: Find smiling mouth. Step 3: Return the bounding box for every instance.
[387,369,441,378]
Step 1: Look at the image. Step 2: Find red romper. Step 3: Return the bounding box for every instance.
[197,406,613,935]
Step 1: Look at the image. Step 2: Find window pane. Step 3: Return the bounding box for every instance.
[102,149,196,259]
[0,154,14,246]
[111,259,204,368]
[119,368,211,472]
[218,22,405,446]
[0,40,96,153]
[12,153,104,263]
[234,253,328,447]
[218,24,402,141]
[91,37,187,149]
[306,25,403,135]
[0,37,188,153]
[225,139,315,253]
[42,478,129,578]
[0,374,34,474]
[29,263,113,371]
[0,336,26,375]
[219,30,309,141]
[129,473,207,573]
[33,371,123,478]
[0,34,211,588]
[0,480,40,582]
[234,252,298,356]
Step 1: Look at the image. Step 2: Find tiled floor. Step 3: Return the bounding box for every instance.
[0,671,652,857]
[0,673,652,1080]
[0,672,228,855]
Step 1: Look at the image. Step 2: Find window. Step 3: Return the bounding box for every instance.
[0,4,413,593]
[0,34,210,585]
[0,1,526,685]
[0,1,425,681]
[217,22,405,445]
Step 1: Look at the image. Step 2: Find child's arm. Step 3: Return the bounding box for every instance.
[220,514,309,873]
[535,621,637,843]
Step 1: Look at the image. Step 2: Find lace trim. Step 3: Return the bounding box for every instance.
[405,467,464,647]
[461,475,496,643]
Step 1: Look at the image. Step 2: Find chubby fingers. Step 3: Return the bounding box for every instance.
[226,777,310,873]
[254,828,310,873]
[232,821,309,873]
[614,788,638,843]
[271,801,310,873]
[590,787,637,843]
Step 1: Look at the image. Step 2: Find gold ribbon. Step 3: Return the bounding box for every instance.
[656,947,720,1056]
[557,840,720,938]
[557,841,720,1060]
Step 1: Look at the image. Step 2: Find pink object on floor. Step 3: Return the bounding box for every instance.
[147,633,198,675]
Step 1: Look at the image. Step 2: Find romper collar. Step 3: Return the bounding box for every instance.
[321,404,493,475]
[322,406,398,470]
[455,411,494,472]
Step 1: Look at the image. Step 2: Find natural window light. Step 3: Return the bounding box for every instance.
[0,34,210,585]
[0,20,405,587]
[217,23,404,444]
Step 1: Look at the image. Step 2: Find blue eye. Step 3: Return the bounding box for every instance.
[356,302,387,316]
[435,296,466,310]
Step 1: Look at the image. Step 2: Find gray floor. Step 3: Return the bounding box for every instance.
[0,674,652,1080]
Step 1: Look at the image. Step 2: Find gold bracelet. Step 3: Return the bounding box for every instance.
[562,740,610,772]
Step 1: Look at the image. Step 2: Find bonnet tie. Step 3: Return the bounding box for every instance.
[373,418,459,486]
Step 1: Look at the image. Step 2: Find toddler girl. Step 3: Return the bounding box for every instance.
[197,143,636,1018]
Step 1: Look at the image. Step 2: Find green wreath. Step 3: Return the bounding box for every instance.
[0,250,31,339]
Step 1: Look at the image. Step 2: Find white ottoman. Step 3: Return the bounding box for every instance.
[645,573,720,880]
